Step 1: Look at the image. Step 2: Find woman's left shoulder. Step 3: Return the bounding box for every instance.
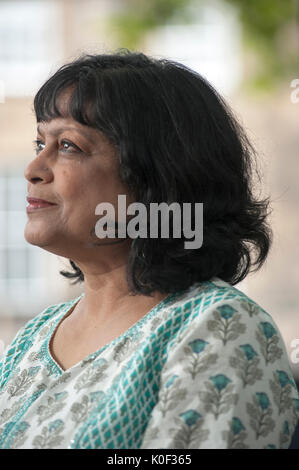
[176,276,280,333]
[172,277,294,370]
[166,276,299,413]
[147,277,299,448]
[142,278,299,449]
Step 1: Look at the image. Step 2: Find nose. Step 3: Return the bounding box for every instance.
[24,154,53,185]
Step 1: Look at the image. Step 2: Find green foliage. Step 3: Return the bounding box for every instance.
[108,0,194,49]
[108,0,299,88]
[227,0,294,42]
[226,0,299,90]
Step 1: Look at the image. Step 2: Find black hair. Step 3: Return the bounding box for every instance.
[33,48,273,295]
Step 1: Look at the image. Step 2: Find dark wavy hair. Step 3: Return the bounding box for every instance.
[33,49,273,296]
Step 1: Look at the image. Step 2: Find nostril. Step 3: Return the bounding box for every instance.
[31,177,43,183]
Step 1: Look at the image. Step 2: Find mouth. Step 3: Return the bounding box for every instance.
[26,197,58,213]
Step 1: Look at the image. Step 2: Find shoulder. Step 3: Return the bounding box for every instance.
[163,276,274,345]
[165,277,293,372]
[169,276,276,334]
[0,295,81,388]
[174,276,271,317]
[142,277,299,448]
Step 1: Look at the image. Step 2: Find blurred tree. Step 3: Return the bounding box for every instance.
[227,0,299,89]
[108,0,299,90]
[109,0,193,50]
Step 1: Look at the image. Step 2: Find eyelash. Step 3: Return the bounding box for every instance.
[32,139,82,154]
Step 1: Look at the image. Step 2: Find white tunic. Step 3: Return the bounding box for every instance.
[0,277,298,449]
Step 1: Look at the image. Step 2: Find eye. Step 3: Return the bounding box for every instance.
[32,139,82,154]
[60,139,82,153]
[32,139,45,154]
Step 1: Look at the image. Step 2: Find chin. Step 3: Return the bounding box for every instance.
[24,224,77,260]
[24,232,49,248]
[24,221,55,248]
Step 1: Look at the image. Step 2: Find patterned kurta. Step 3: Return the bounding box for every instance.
[0,277,298,449]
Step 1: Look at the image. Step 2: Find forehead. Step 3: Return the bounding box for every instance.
[55,86,76,116]
[36,86,115,149]
[47,84,94,124]
[37,117,99,143]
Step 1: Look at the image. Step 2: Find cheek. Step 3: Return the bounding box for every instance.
[56,169,99,218]
[57,168,85,199]
[55,163,130,224]
[55,168,110,225]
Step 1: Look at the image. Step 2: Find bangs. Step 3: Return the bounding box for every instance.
[33,65,115,141]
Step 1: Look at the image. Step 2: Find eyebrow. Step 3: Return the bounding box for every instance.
[37,124,94,142]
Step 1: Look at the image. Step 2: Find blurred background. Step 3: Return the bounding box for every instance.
[0,0,298,447]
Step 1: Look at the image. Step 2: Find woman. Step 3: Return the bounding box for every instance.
[0,50,298,449]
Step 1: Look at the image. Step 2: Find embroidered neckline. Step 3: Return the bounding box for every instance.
[42,289,185,377]
[39,294,84,377]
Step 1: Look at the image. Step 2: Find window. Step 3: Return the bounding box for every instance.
[0,169,49,316]
[0,0,64,97]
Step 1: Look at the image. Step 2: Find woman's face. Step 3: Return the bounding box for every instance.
[24,91,133,262]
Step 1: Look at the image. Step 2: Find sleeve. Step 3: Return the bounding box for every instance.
[140,296,299,449]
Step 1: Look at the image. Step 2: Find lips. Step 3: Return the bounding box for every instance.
[26,197,57,212]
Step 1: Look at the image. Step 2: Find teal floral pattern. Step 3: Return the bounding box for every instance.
[112,335,144,364]
[183,339,218,379]
[279,420,290,447]
[246,392,275,439]
[256,322,283,364]
[198,374,239,419]
[71,392,105,423]
[8,421,30,449]
[0,397,26,425]
[222,417,249,448]
[239,301,262,318]
[36,392,68,424]
[292,398,299,431]
[207,304,246,345]
[74,358,109,391]
[168,410,210,448]
[0,277,297,449]
[154,375,187,417]
[6,367,41,399]
[269,370,295,415]
[32,419,65,449]
[229,344,263,387]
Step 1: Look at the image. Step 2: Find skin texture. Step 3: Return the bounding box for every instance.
[24,90,167,371]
